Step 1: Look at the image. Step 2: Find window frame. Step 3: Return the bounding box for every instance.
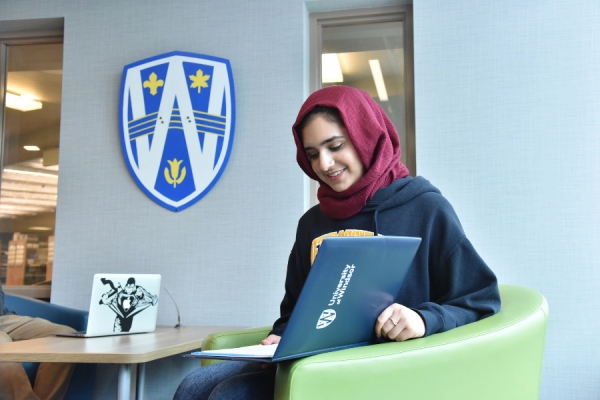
[0,22,64,287]
[0,24,64,183]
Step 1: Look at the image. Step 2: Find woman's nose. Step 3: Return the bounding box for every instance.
[319,152,334,171]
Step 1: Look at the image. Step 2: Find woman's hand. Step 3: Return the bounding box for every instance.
[261,334,281,345]
[260,335,281,369]
[374,303,425,341]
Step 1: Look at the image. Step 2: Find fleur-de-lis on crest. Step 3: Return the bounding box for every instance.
[143,72,164,95]
[164,158,186,188]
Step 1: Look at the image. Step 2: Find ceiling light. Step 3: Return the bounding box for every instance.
[29,226,53,231]
[322,54,344,83]
[24,145,41,151]
[5,92,43,112]
[368,59,388,101]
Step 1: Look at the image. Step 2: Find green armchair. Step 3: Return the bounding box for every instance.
[201,284,548,399]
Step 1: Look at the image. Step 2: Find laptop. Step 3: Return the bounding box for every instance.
[185,235,421,362]
[57,273,161,338]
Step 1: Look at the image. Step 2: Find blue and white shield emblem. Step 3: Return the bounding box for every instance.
[119,51,235,211]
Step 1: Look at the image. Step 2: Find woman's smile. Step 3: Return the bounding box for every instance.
[301,116,364,192]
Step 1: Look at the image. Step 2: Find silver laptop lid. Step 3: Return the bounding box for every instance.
[86,273,161,336]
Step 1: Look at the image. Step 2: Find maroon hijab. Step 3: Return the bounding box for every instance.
[292,86,410,219]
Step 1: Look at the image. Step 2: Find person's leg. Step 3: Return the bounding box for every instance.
[4,315,75,400]
[173,361,271,400]
[0,326,39,400]
[208,367,276,400]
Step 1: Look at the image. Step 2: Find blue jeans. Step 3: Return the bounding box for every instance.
[173,361,276,400]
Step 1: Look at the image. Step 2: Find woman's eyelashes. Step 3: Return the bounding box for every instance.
[305,142,345,161]
[306,151,318,161]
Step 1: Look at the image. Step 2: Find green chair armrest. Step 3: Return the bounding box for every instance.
[275,284,548,400]
[198,285,548,400]
[201,326,272,366]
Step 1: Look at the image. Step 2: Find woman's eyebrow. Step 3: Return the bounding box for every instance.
[304,136,345,151]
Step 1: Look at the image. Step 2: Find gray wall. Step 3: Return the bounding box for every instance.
[414,1,600,399]
[2,0,599,398]
[2,0,305,398]
[0,0,404,398]
[54,0,308,328]
[54,3,305,396]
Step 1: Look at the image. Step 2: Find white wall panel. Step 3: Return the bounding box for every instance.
[414,1,600,398]
[8,0,597,397]
[2,1,306,398]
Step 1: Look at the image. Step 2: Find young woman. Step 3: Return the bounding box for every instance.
[173,86,500,400]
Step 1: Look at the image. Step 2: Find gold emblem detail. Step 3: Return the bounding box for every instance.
[164,158,186,188]
[143,72,164,96]
[189,69,210,93]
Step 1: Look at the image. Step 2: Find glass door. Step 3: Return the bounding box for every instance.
[309,6,415,207]
[0,42,63,286]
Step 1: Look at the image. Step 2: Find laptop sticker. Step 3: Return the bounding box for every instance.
[99,277,159,332]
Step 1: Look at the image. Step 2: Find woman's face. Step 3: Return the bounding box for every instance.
[301,115,365,192]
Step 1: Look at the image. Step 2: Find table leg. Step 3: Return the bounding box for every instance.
[136,363,146,400]
[118,364,132,400]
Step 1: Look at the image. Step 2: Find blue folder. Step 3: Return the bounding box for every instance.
[187,235,421,362]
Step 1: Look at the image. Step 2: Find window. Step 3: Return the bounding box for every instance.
[309,6,415,206]
[0,32,63,286]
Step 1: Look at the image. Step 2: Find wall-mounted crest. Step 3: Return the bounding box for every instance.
[119,51,235,211]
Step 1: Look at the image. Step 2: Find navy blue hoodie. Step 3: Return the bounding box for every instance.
[271,176,500,337]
